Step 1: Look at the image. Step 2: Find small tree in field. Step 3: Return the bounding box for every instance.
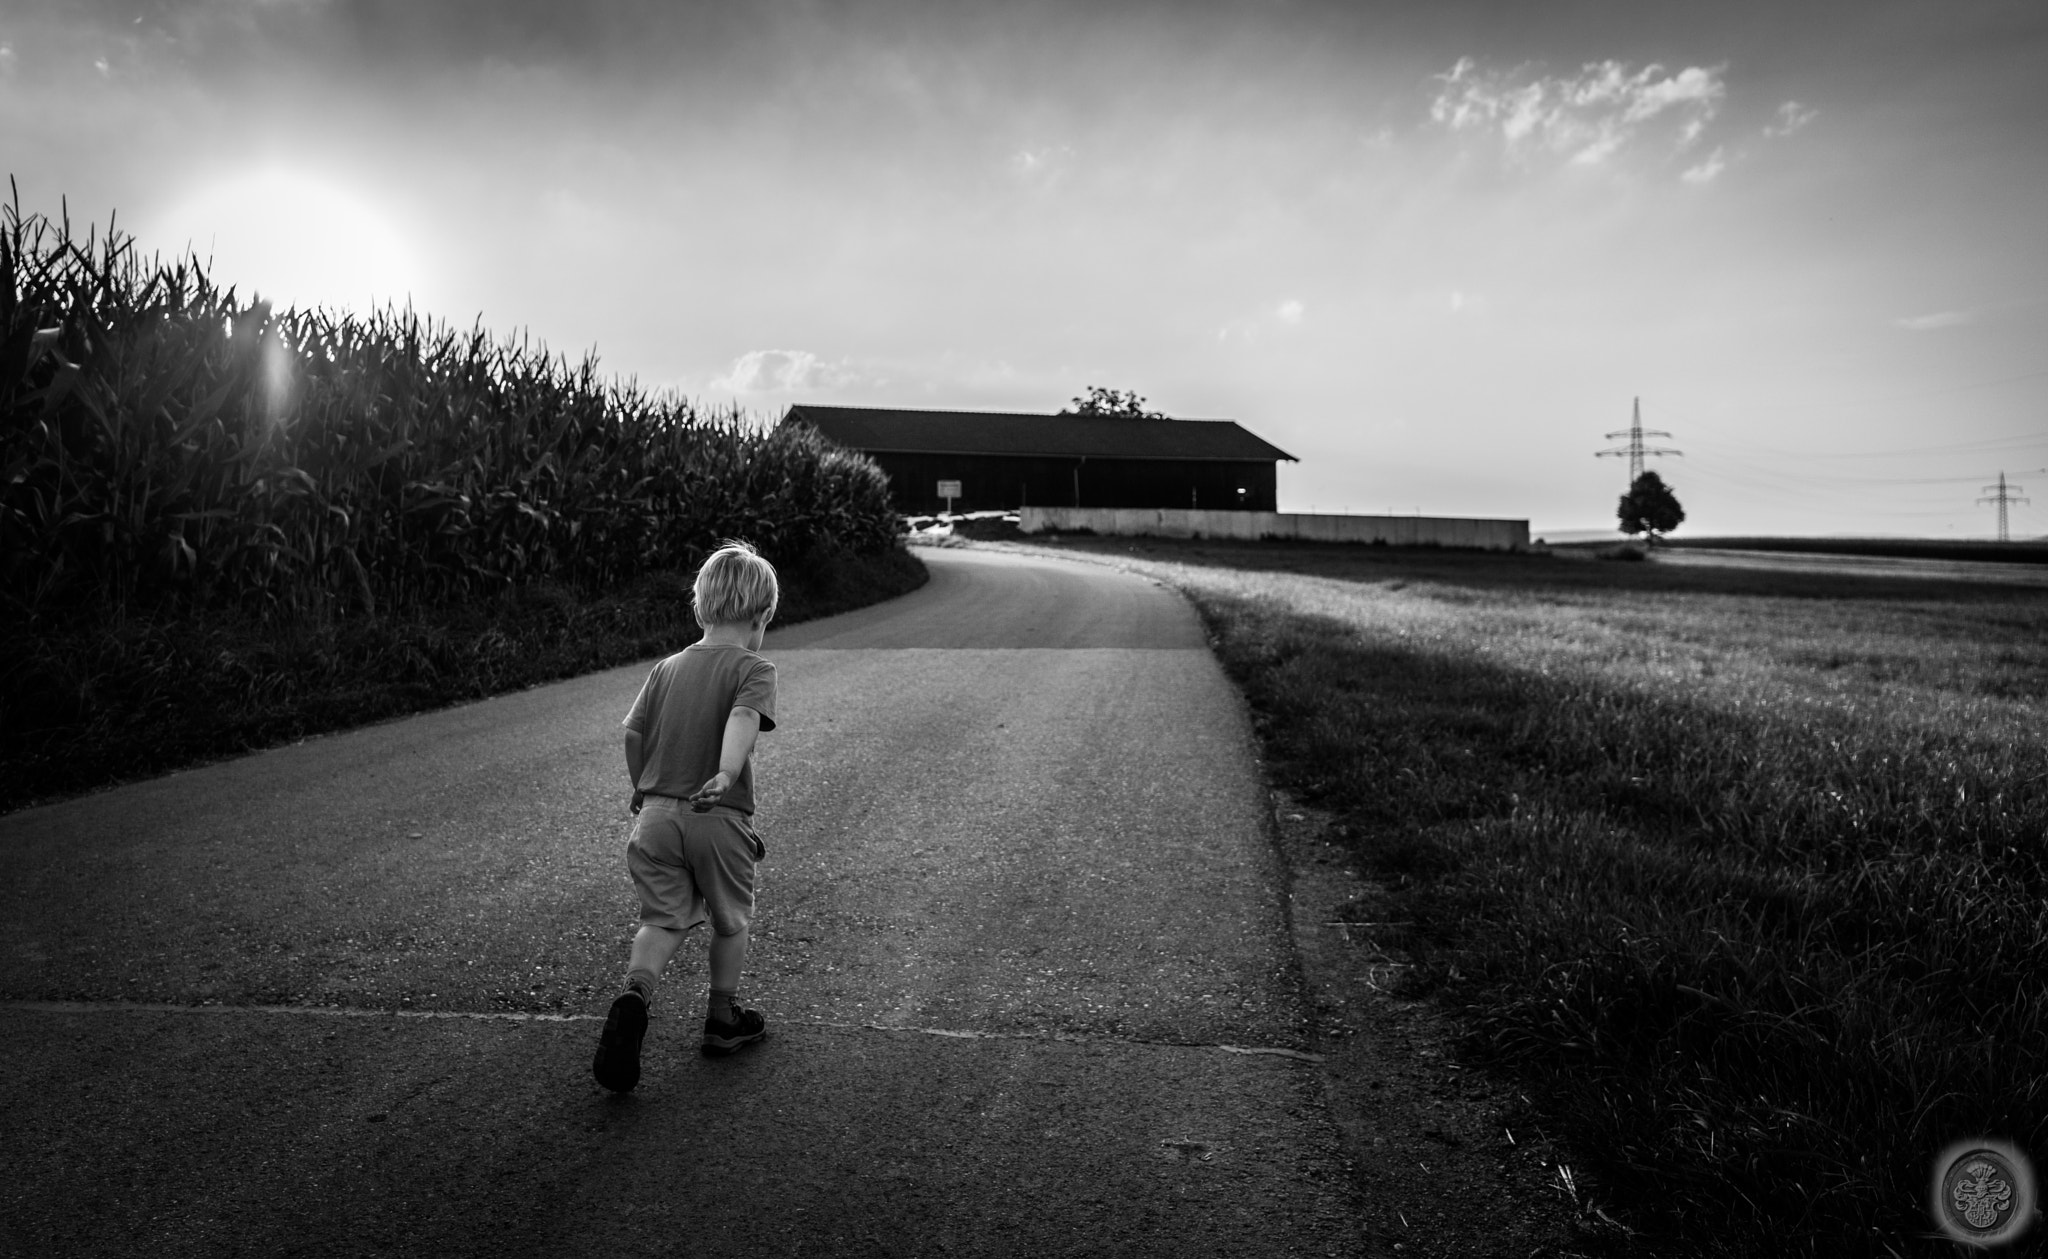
[1060,386,1164,418]
[1618,470,1685,542]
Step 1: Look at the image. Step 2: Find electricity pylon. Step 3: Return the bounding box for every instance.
[1596,397,1683,483]
[1978,471,2030,542]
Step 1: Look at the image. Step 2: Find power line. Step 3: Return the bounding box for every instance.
[1681,437,2047,487]
[1781,433,2047,462]
[1818,366,2048,411]
[1673,425,2048,463]
[1680,450,2046,498]
[1978,472,2031,542]
[1678,453,2046,523]
[1594,406,2042,530]
[1657,366,2048,437]
[1595,396,1682,483]
[1581,394,2042,531]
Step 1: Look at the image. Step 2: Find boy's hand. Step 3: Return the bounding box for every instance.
[630,790,645,815]
[688,772,732,812]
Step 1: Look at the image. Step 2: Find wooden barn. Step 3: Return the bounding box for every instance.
[780,405,1296,514]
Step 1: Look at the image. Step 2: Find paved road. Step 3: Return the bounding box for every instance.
[1,547,1365,1257]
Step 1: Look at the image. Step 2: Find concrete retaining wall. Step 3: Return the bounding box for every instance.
[1017,506,1529,551]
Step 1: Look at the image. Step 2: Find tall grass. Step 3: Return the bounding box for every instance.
[1028,538,2048,1256]
[0,193,897,623]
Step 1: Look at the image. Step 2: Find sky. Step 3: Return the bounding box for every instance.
[5,0,2046,537]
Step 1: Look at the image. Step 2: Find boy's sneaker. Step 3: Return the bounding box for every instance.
[701,1004,767,1057]
[592,992,648,1092]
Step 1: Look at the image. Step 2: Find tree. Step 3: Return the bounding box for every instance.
[1059,386,1164,418]
[1618,470,1685,541]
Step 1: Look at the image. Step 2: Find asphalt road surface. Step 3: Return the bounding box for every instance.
[1,546,1366,1257]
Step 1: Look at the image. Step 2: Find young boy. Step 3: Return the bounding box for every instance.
[593,540,779,1092]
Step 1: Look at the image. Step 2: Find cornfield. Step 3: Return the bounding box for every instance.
[0,195,898,625]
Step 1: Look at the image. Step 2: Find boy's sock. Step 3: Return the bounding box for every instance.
[707,988,738,1023]
[625,968,658,1006]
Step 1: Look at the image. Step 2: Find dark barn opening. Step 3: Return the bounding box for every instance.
[780,405,1297,515]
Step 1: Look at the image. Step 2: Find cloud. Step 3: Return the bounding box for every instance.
[1893,310,1973,331]
[1009,145,1075,181]
[1430,57,1727,169]
[1764,101,1818,137]
[706,348,1033,402]
[710,349,874,394]
[0,43,15,75]
[1446,289,1490,315]
[1358,126,1397,152]
[1218,298,1308,342]
[1681,146,1727,184]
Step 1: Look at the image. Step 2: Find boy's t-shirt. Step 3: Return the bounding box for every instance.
[622,643,778,814]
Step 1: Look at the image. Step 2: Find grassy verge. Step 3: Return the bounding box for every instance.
[1008,535,2048,1256]
[1,545,926,815]
[1659,537,2048,565]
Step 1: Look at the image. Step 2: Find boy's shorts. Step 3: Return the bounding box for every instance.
[626,798,766,936]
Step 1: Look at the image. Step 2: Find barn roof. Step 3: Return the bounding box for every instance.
[781,405,1296,463]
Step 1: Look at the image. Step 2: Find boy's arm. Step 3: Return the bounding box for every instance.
[623,728,646,813]
[688,706,762,809]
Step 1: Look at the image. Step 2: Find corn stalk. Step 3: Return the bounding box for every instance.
[0,192,897,625]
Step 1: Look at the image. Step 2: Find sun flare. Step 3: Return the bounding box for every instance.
[155,168,422,316]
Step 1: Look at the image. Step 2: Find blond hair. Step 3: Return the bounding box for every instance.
[692,540,779,628]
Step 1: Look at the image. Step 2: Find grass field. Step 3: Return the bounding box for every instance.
[0,545,926,816]
[1010,535,2047,1256]
[1658,536,2048,565]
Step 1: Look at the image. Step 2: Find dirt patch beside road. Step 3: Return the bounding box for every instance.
[1271,788,1606,1258]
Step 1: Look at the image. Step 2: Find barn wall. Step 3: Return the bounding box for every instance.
[1017,507,1531,551]
[1086,459,1277,512]
[868,453,1278,513]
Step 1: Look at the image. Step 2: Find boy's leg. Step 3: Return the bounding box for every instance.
[701,924,767,1055]
[626,923,692,1003]
[706,927,749,1020]
[595,925,691,1093]
[683,812,767,1055]
[618,802,712,1008]
[599,803,706,1092]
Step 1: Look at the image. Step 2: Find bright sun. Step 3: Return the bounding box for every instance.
[155,168,423,316]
